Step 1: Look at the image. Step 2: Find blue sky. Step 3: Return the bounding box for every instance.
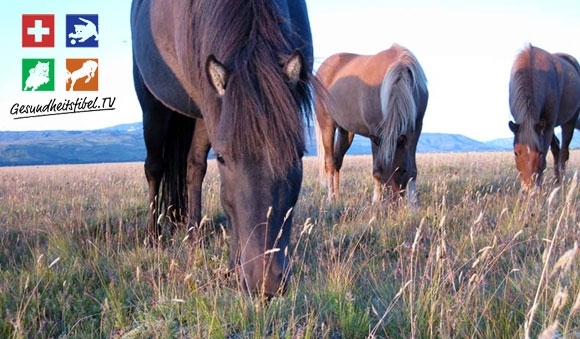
[1,0,579,141]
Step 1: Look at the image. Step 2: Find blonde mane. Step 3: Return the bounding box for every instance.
[378,46,427,166]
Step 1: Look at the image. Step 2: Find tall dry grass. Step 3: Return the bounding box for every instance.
[0,151,579,338]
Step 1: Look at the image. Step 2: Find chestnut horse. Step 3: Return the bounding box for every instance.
[315,44,428,205]
[131,0,315,297]
[508,44,580,189]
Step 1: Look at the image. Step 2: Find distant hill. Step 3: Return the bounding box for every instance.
[303,126,512,155]
[309,132,496,156]
[0,123,145,166]
[1,122,580,166]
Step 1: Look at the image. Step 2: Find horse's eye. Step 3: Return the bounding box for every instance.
[215,152,226,165]
[514,152,518,157]
[397,135,407,147]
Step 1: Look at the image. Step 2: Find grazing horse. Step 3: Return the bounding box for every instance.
[315,44,428,205]
[131,0,315,297]
[508,44,580,190]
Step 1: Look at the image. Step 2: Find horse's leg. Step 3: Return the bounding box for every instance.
[143,111,172,245]
[407,113,424,209]
[88,70,96,82]
[370,142,382,204]
[317,115,338,202]
[68,78,76,91]
[334,128,354,201]
[550,134,561,183]
[559,120,577,183]
[406,146,419,208]
[186,118,211,244]
[407,180,417,208]
[134,63,171,246]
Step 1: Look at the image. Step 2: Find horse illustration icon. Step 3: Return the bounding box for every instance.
[68,17,99,45]
[24,61,50,91]
[66,60,98,91]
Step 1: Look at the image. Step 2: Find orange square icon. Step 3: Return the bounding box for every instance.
[65,58,98,91]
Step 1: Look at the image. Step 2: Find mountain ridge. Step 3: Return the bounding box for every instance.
[1,122,578,166]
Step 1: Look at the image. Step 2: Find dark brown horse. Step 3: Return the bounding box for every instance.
[508,44,580,190]
[131,0,315,297]
[315,44,428,205]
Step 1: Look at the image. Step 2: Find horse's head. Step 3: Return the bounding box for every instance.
[509,120,547,190]
[204,51,309,297]
[372,133,416,203]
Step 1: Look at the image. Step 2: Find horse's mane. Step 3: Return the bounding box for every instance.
[378,45,427,165]
[509,44,540,149]
[186,0,313,177]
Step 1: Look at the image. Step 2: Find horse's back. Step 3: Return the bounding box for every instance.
[554,52,580,120]
[318,47,406,88]
[511,45,554,75]
[316,52,387,136]
[317,53,362,87]
[132,0,313,118]
[131,0,200,117]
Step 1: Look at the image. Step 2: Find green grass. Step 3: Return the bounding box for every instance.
[1,152,580,338]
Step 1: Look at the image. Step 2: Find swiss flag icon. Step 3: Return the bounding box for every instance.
[22,14,55,48]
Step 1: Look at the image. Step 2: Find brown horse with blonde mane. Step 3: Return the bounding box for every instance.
[131,0,315,297]
[508,44,580,190]
[315,44,428,205]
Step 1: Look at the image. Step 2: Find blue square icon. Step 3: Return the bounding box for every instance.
[66,14,99,47]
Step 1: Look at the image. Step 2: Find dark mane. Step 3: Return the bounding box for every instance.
[510,44,540,149]
[188,0,313,176]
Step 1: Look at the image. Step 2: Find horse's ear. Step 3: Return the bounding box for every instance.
[206,55,228,96]
[508,121,519,133]
[283,50,305,86]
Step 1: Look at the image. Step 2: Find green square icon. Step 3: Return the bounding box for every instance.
[22,58,55,91]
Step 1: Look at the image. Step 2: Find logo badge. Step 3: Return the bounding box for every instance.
[22,14,55,48]
[66,58,99,91]
[66,15,99,47]
[22,58,55,91]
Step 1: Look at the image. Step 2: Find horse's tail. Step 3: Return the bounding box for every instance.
[159,113,195,225]
[314,78,330,185]
[378,47,427,166]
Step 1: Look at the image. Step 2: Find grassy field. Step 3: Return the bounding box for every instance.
[1,151,580,338]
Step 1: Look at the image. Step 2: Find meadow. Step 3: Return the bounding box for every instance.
[1,151,580,338]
